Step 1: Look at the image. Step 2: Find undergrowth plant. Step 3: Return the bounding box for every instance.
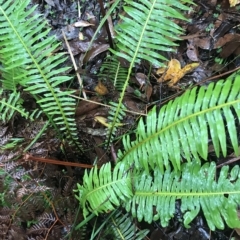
[1,0,240,238]
[0,0,80,147]
[75,0,240,233]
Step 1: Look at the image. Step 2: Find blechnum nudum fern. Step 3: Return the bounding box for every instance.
[104,0,195,148]
[1,0,240,233]
[77,74,240,231]
[75,0,240,232]
[0,0,79,147]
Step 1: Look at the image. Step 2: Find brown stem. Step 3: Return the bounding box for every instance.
[23,153,98,169]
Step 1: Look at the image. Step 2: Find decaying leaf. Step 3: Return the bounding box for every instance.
[187,41,199,61]
[229,0,240,7]
[83,44,110,64]
[94,81,109,95]
[157,59,199,87]
[94,116,125,128]
[74,20,94,27]
[135,73,148,89]
[135,73,152,101]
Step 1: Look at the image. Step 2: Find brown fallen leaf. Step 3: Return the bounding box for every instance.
[94,81,109,96]
[83,44,110,64]
[187,41,199,62]
[157,59,199,87]
[229,0,240,6]
[75,96,101,117]
[135,72,148,90]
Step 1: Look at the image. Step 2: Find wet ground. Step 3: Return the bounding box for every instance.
[1,0,240,239]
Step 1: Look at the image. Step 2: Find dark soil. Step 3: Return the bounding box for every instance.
[1,0,240,239]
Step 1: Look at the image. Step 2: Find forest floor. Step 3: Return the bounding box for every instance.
[1,0,240,239]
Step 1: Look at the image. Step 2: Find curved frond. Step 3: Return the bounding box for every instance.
[118,77,240,172]
[0,0,79,146]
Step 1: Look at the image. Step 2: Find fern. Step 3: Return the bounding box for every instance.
[98,55,128,91]
[76,75,240,230]
[106,0,193,150]
[0,90,30,123]
[101,210,149,239]
[78,161,240,231]
[0,0,79,146]
[118,76,240,173]
[75,162,133,218]
[111,0,193,67]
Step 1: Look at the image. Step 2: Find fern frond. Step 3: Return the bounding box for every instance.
[107,0,193,152]
[98,55,128,91]
[77,161,240,231]
[118,76,240,173]
[75,162,133,218]
[0,90,30,123]
[126,162,240,231]
[0,89,42,124]
[111,0,193,67]
[102,210,149,239]
[0,0,79,146]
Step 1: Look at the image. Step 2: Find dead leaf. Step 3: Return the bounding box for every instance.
[79,32,84,40]
[214,33,237,48]
[193,37,211,50]
[186,41,199,61]
[94,116,125,128]
[157,59,199,87]
[94,81,109,95]
[144,84,152,101]
[83,44,109,64]
[73,20,94,27]
[229,0,240,7]
[75,96,101,117]
[135,73,148,89]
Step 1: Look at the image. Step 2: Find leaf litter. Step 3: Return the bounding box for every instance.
[2,0,240,239]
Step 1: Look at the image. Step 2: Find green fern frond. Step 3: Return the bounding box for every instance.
[118,76,240,173]
[98,55,128,91]
[0,0,79,146]
[107,0,193,152]
[126,162,240,230]
[75,162,133,218]
[111,0,193,67]
[102,210,149,239]
[77,161,240,231]
[0,90,30,123]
